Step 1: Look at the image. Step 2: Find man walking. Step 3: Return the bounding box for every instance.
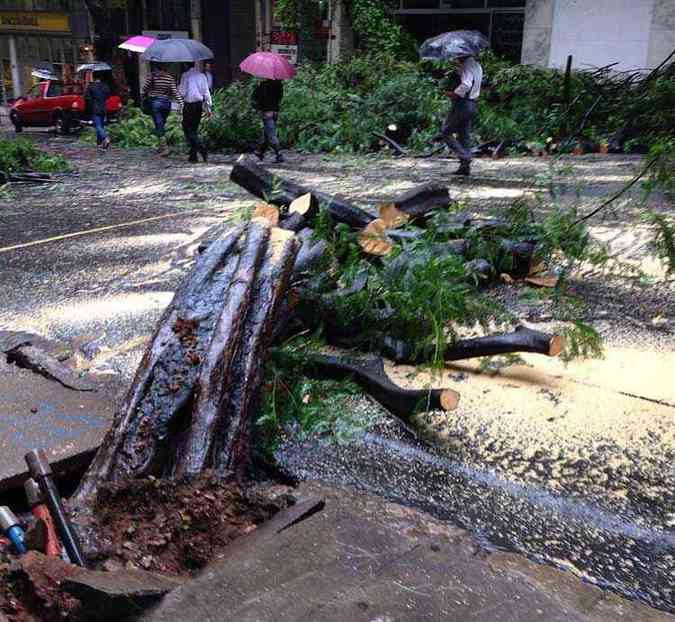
[442,54,483,176]
[252,79,284,163]
[84,72,111,149]
[179,64,212,163]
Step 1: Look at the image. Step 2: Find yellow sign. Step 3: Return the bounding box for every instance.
[0,11,70,33]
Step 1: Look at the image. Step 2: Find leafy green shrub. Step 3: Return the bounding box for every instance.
[102,106,184,149]
[102,51,674,155]
[0,138,67,178]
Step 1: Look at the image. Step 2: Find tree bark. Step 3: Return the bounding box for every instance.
[76,223,299,499]
[230,155,374,229]
[388,183,451,221]
[304,354,459,420]
[375,326,564,365]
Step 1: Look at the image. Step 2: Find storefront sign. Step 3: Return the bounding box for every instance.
[271,44,298,65]
[0,11,70,33]
[270,31,298,46]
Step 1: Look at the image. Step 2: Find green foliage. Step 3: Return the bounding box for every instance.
[0,138,67,178]
[274,0,416,60]
[643,138,675,199]
[92,106,184,149]
[559,321,604,363]
[348,0,417,60]
[643,211,675,275]
[257,335,371,454]
[100,51,672,156]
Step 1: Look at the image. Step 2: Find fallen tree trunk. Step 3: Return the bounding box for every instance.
[304,354,459,420]
[230,155,374,229]
[76,223,299,499]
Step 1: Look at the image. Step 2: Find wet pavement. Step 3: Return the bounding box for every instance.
[277,420,675,613]
[144,482,672,621]
[1,131,674,614]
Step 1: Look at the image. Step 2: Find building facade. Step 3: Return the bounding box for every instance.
[0,0,92,101]
[522,0,675,71]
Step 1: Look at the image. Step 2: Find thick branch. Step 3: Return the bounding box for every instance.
[304,354,459,420]
[230,155,374,229]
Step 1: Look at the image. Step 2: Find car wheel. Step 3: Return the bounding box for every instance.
[53,112,72,135]
[9,111,22,133]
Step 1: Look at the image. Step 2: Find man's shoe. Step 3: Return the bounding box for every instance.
[453,163,471,176]
[254,150,265,161]
[188,156,198,163]
[199,147,208,163]
[274,153,284,163]
[103,137,111,150]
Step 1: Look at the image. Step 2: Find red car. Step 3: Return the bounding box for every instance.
[9,80,122,134]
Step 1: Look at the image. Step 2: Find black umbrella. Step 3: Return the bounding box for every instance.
[141,38,214,63]
[419,30,489,61]
[76,62,112,73]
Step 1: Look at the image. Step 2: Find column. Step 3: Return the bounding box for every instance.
[9,35,23,99]
[191,0,202,41]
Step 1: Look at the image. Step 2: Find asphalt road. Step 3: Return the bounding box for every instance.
[1,133,673,615]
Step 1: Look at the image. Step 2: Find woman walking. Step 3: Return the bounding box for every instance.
[84,72,111,149]
[252,78,284,163]
[142,63,183,156]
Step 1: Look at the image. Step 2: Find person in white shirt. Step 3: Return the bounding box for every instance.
[441,55,483,176]
[179,64,213,163]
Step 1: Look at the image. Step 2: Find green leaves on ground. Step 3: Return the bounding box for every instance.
[0,138,67,178]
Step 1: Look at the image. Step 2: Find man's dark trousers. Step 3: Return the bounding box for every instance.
[442,98,477,170]
[182,101,203,160]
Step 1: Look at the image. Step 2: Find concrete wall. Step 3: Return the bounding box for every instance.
[522,0,675,70]
[647,0,675,67]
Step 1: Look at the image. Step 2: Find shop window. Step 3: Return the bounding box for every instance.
[402,0,442,9]
[491,10,524,61]
[487,0,524,6]
[438,0,486,8]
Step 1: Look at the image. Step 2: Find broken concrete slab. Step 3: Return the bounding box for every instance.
[143,482,672,622]
[0,330,74,361]
[7,345,95,391]
[14,551,182,621]
[62,564,183,620]
[0,357,116,492]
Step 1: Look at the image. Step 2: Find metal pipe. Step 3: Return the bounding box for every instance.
[25,449,86,567]
[0,506,27,555]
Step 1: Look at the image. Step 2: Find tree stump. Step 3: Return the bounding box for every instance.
[76,223,299,499]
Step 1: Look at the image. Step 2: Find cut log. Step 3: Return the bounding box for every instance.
[289,193,319,219]
[304,354,459,420]
[230,155,374,229]
[388,183,451,221]
[76,223,299,498]
[278,212,307,232]
[252,203,279,226]
[293,229,328,276]
[498,240,540,277]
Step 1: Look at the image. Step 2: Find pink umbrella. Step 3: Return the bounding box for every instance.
[239,52,296,80]
[119,35,156,53]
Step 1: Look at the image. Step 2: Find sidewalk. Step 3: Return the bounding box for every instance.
[143,482,672,622]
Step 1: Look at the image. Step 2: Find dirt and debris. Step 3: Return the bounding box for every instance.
[0,474,293,621]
